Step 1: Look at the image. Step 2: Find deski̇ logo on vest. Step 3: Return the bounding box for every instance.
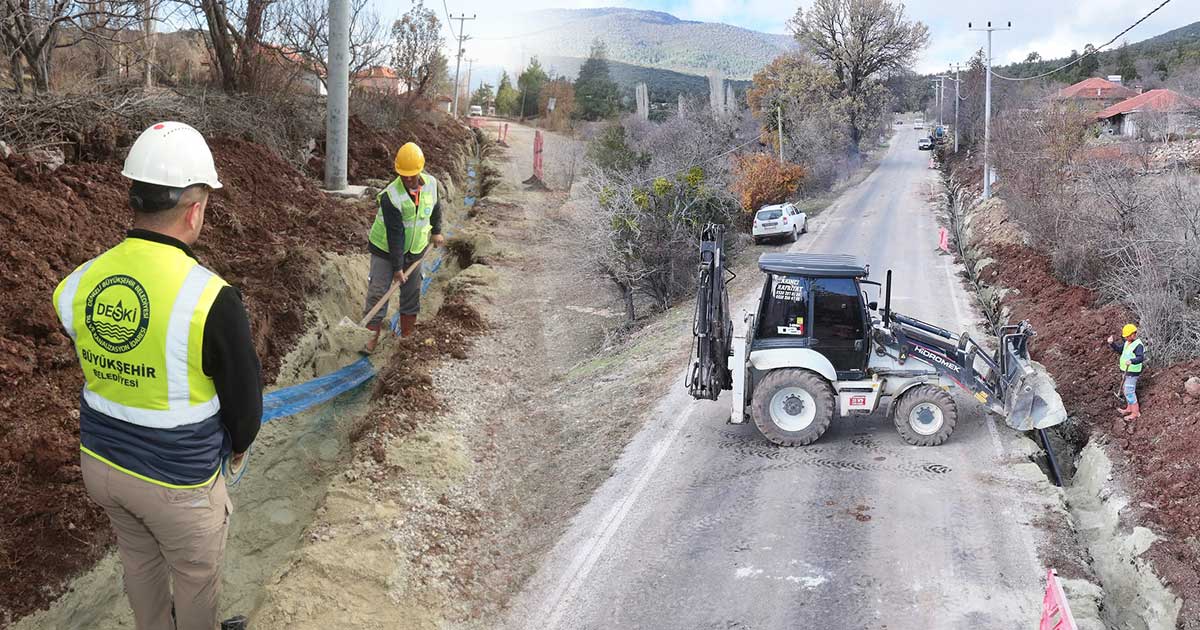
[85,275,150,353]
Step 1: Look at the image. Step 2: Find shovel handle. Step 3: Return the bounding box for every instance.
[358,257,423,328]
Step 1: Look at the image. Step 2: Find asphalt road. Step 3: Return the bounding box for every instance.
[503,132,1054,629]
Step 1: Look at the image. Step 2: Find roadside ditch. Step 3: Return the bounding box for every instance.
[937,170,1184,629]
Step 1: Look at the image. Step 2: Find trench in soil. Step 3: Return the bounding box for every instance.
[939,172,1182,630]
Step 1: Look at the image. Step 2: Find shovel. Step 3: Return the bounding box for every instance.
[338,257,423,329]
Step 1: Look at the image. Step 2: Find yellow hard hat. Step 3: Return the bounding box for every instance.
[394,142,425,177]
[1122,324,1137,337]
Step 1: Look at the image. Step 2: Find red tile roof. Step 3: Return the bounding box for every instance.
[1095,89,1200,120]
[1057,77,1138,101]
[354,66,398,79]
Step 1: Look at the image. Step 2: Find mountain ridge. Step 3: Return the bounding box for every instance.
[506,7,795,80]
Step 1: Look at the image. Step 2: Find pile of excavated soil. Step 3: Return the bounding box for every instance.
[361,292,487,460]
[980,242,1200,623]
[307,114,474,185]
[0,138,371,622]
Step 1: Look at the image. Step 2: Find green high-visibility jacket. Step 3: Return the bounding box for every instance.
[369,173,438,257]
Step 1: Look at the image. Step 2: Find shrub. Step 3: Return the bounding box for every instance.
[733,153,806,214]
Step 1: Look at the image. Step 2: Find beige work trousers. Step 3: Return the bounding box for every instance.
[81,453,232,630]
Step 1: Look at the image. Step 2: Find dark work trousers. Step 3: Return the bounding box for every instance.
[363,247,426,330]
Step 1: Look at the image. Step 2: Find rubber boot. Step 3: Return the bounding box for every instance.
[1118,404,1133,416]
[1124,403,1141,421]
[400,314,417,338]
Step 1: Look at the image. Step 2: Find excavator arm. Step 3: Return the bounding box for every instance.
[884,311,1066,431]
[687,224,734,401]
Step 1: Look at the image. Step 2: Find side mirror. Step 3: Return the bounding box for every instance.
[868,301,878,311]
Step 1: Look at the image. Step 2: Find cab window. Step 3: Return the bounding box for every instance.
[812,278,865,343]
[757,274,808,339]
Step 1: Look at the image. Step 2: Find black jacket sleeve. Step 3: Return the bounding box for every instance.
[431,199,443,236]
[1130,343,1145,365]
[1110,340,1124,354]
[380,193,406,268]
[203,286,263,454]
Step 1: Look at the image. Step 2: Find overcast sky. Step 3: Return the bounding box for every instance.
[375,0,1196,74]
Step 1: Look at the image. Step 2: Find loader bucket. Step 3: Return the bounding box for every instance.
[1002,360,1068,431]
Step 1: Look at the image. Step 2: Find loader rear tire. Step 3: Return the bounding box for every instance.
[893,385,958,446]
[751,369,834,446]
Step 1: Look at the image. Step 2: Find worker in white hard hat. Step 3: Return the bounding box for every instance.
[52,122,262,630]
[1107,323,1146,422]
[362,141,445,353]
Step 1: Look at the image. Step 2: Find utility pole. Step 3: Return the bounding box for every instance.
[464,58,475,109]
[324,0,350,190]
[939,77,945,127]
[953,63,961,154]
[777,104,784,162]
[449,13,476,117]
[969,20,1011,200]
[931,79,942,127]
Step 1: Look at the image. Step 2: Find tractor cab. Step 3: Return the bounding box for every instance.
[751,253,873,380]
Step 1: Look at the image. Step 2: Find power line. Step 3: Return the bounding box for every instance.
[990,0,1172,82]
[441,0,457,39]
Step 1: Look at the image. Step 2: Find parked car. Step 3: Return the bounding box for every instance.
[752,203,807,244]
[913,120,925,130]
[918,137,933,151]
[468,104,483,116]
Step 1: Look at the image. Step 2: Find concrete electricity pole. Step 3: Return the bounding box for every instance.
[969,20,1010,200]
[324,0,350,191]
[464,58,475,107]
[953,63,961,154]
[450,13,476,117]
[930,79,942,127]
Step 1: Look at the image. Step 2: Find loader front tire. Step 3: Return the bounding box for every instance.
[893,385,958,446]
[751,369,834,446]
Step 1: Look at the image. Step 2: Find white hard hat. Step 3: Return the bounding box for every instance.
[122,121,222,189]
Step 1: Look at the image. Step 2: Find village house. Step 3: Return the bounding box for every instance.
[1055,76,1139,110]
[1095,88,1200,139]
[353,66,403,96]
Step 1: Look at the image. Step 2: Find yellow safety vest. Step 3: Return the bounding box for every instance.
[53,238,228,484]
[369,173,437,255]
[1119,338,1144,374]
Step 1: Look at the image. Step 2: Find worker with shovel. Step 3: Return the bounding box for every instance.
[52,122,261,629]
[362,141,444,353]
[1108,323,1146,421]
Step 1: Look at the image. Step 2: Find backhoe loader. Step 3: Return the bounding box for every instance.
[686,225,1067,446]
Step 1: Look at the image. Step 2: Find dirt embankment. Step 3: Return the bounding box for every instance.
[942,161,1200,625]
[0,106,472,623]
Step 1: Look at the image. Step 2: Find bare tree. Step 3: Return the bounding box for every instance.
[270,0,385,89]
[1100,169,1200,362]
[789,0,929,154]
[0,0,146,92]
[390,0,442,97]
[580,112,746,323]
[179,0,273,91]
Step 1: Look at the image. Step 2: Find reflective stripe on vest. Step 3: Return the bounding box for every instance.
[53,238,227,430]
[368,173,438,255]
[1120,338,1144,374]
